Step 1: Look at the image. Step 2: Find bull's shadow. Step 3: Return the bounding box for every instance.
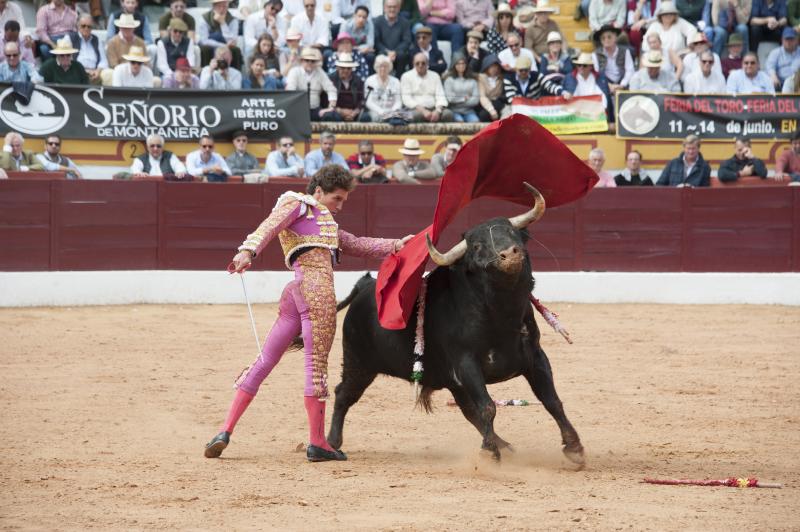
[327,186,585,465]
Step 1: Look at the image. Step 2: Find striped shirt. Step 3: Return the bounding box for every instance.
[36,2,78,41]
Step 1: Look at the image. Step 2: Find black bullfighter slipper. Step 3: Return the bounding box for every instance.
[306,445,347,462]
[204,431,230,458]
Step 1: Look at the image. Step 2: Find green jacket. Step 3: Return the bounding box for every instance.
[39,57,89,85]
[0,150,45,171]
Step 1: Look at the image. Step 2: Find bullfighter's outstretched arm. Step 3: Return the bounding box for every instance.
[238,199,302,257]
[337,230,398,260]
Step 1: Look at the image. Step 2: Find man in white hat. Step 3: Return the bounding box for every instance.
[680,31,722,81]
[629,50,681,90]
[198,0,243,69]
[683,50,727,91]
[498,32,536,72]
[39,36,89,84]
[392,138,437,183]
[400,52,453,122]
[329,52,366,122]
[524,1,565,58]
[538,31,572,82]
[409,26,448,75]
[106,0,152,45]
[112,45,155,87]
[106,12,146,68]
[563,52,610,110]
[35,0,77,59]
[286,46,339,120]
[156,17,198,76]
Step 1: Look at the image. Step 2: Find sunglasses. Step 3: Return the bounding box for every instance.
[79,24,92,28]
[47,141,61,146]
[5,53,18,57]
[149,144,163,148]
[201,144,214,148]
[700,60,713,64]
[509,43,520,48]
[743,61,756,64]
[360,151,373,156]
[414,61,427,65]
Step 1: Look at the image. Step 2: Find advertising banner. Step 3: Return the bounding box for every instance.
[0,83,311,140]
[511,95,608,135]
[616,91,800,140]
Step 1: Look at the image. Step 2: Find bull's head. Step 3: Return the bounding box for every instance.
[426,183,545,275]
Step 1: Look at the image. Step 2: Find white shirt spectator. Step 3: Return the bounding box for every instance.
[75,32,108,70]
[265,150,305,177]
[683,68,727,92]
[680,51,722,81]
[289,11,330,47]
[185,149,231,176]
[244,9,288,53]
[199,64,243,89]
[643,18,697,54]
[400,68,449,110]
[592,46,635,86]
[112,63,155,87]
[285,65,337,108]
[365,73,402,119]
[498,46,537,71]
[130,153,187,175]
[629,67,680,91]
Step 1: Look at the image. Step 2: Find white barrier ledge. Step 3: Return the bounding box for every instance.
[1,271,798,307]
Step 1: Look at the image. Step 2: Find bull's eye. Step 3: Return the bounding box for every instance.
[473,243,481,251]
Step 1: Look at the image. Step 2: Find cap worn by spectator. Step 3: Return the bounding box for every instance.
[515,54,533,69]
[546,31,562,43]
[398,138,425,155]
[168,18,189,32]
[115,13,141,29]
[175,56,191,71]
[481,53,501,72]
[782,27,798,40]
[727,34,743,46]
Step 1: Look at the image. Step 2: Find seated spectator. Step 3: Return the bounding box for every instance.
[456,0,494,38]
[112,46,155,87]
[35,0,78,59]
[106,13,146,69]
[588,0,627,35]
[431,135,462,177]
[162,57,200,87]
[0,132,44,173]
[156,18,198,77]
[265,135,305,178]
[775,129,800,182]
[502,55,569,116]
[726,51,776,92]
[614,150,655,186]
[766,27,800,87]
[289,0,330,50]
[198,0,243,70]
[40,37,90,84]
[374,0,412,73]
[512,5,537,33]
[0,42,42,83]
[718,136,768,182]
[409,26,448,75]
[347,140,388,183]
[0,20,34,65]
[643,1,698,53]
[0,1,24,32]
[130,134,190,180]
[107,0,153,46]
[498,32,536,72]
[329,52,367,121]
[304,131,348,176]
[200,46,243,89]
[485,3,514,55]
[69,15,107,84]
[478,53,505,121]
[251,34,282,78]
[629,50,681,90]
[750,0,789,53]
[657,134,711,186]
[676,0,706,29]
[627,0,660,53]
[342,5,375,64]
[645,32,683,73]
[783,69,800,91]
[325,32,370,81]
[365,55,405,123]
[226,131,261,176]
[287,47,339,120]
[564,52,611,116]
[443,52,480,122]
[400,52,454,122]
[420,0,465,55]
[680,32,723,80]
[159,0,197,43]
[524,1,564,60]
[186,135,232,182]
[393,138,437,183]
[587,147,616,187]
[243,54,284,88]
[709,0,751,55]
[459,29,489,74]
[721,32,745,76]
[539,32,574,85]
[399,0,424,31]
[592,24,635,93]
[36,134,81,179]
[244,0,285,58]
[279,28,303,78]
[684,49,728,90]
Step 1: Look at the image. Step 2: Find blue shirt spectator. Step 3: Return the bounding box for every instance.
[0,47,42,83]
[765,28,800,85]
[726,52,776,93]
[751,0,788,20]
[185,136,232,182]
[303,131,349,177]
[266,137,306,178]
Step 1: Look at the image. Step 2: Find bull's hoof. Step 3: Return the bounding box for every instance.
[307,445,347,462]
[480,446,501,462]
[562,442,585,467]
[204,431,230,459]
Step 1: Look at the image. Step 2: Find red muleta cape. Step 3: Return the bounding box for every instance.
[376,114,599,329]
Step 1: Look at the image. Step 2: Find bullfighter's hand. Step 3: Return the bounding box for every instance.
[394,234,414,252]
[232,250,253,272]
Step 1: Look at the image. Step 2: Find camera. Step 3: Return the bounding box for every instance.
[217,59,228,70]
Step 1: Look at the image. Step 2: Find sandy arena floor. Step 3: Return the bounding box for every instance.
[1,302,798,531]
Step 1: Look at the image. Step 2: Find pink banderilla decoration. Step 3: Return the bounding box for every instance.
[643,477,782,489]
[530,295,572,344]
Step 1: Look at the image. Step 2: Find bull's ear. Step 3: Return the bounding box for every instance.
[518,228,530,243]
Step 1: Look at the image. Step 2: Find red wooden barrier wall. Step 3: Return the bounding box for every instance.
[1,181,798,272]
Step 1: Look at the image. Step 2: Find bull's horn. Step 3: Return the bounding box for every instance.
[508,183,546,229]
[426,233,467,267]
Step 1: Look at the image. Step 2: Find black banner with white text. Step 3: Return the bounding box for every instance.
[0,83,311,141]
[616,91,800,140]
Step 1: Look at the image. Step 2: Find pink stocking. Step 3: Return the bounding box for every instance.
[221,388,255,433]
[304,396,335,451]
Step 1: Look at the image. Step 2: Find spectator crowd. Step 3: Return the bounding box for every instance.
[0,0,796,125]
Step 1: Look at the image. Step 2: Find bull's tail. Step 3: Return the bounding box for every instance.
[287,273,374,352]
[415,386,435,414]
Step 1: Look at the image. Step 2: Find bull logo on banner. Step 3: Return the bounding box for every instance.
[0,85,69,136]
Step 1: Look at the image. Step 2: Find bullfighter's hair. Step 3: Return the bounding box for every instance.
[306,164,356,194]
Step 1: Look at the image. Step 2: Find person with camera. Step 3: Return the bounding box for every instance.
[200,46,242,89]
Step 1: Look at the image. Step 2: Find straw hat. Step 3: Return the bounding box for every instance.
[513,6,537,27]
[532,0,556,13]
[286,28,302,41]
[655,1,679,17]
[300,47,321,61]
[50,36,78,55]
[398,138,424,155]
[466,30,484,41]
[495,2,513,16]
[641,50,664,68]
[514,54,532,69]
[211,0,229,3]
[415,26,433,36]
[334,52,359,68]
[167,17,189,32]
[114,13,141,28]
[122,46,150,63]
[688,32,708,45]
[546,31,562,43]
[573,52,593,66]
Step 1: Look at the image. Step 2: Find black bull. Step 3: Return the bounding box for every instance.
[329,186,584,463]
